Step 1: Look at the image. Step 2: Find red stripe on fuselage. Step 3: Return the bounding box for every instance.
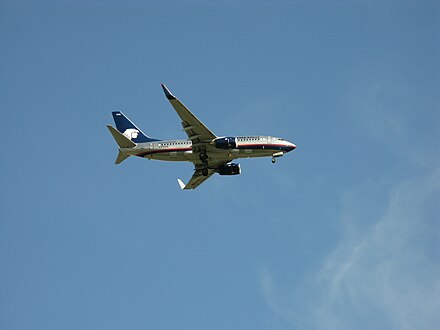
[136,147,192,157]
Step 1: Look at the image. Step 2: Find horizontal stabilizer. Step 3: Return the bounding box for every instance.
[115,151,130,164]
[107,125,136,148]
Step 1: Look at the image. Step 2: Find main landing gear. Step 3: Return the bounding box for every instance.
[200,151,209,176]
[271,157,276,164]
[199,152,208,163]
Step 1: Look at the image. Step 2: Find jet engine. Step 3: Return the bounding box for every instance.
[218,163,241,175]
[213,137,237,149]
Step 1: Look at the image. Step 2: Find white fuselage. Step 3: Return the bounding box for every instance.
[122,135,296,163]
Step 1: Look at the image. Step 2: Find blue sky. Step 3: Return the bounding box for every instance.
[1,1,439,329]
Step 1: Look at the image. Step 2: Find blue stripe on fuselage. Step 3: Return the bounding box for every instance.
[237,144,292,152]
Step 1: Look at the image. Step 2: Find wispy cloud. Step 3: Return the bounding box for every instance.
[261,170,440,330]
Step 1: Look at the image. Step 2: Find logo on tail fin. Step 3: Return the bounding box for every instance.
[123,129,139,140]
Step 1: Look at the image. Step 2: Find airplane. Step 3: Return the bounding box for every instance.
[107,84,296,190]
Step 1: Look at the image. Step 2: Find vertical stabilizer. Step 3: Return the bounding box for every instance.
[112,111,159,143]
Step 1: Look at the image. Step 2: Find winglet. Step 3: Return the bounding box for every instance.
[161,84,176,100]
[177,179,186,190]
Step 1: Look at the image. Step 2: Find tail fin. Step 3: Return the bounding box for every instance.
[112,111,158,143]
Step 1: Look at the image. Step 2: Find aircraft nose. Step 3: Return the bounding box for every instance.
[288,142,296,151]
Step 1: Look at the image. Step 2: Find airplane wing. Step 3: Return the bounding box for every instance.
[178,168,216,190]
[177,161,228,190]
[161,84,217,145]
[161,84,230,190]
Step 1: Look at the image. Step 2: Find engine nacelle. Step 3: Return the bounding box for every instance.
[213,137,237,149]
[218,163,241,176]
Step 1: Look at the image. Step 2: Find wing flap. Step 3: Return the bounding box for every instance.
[178,169,216,190]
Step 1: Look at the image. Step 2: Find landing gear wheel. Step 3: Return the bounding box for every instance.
[271,157,276,164]
[202,168,208,176]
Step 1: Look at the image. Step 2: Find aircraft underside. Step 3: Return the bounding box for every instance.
[138,148,277,163]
